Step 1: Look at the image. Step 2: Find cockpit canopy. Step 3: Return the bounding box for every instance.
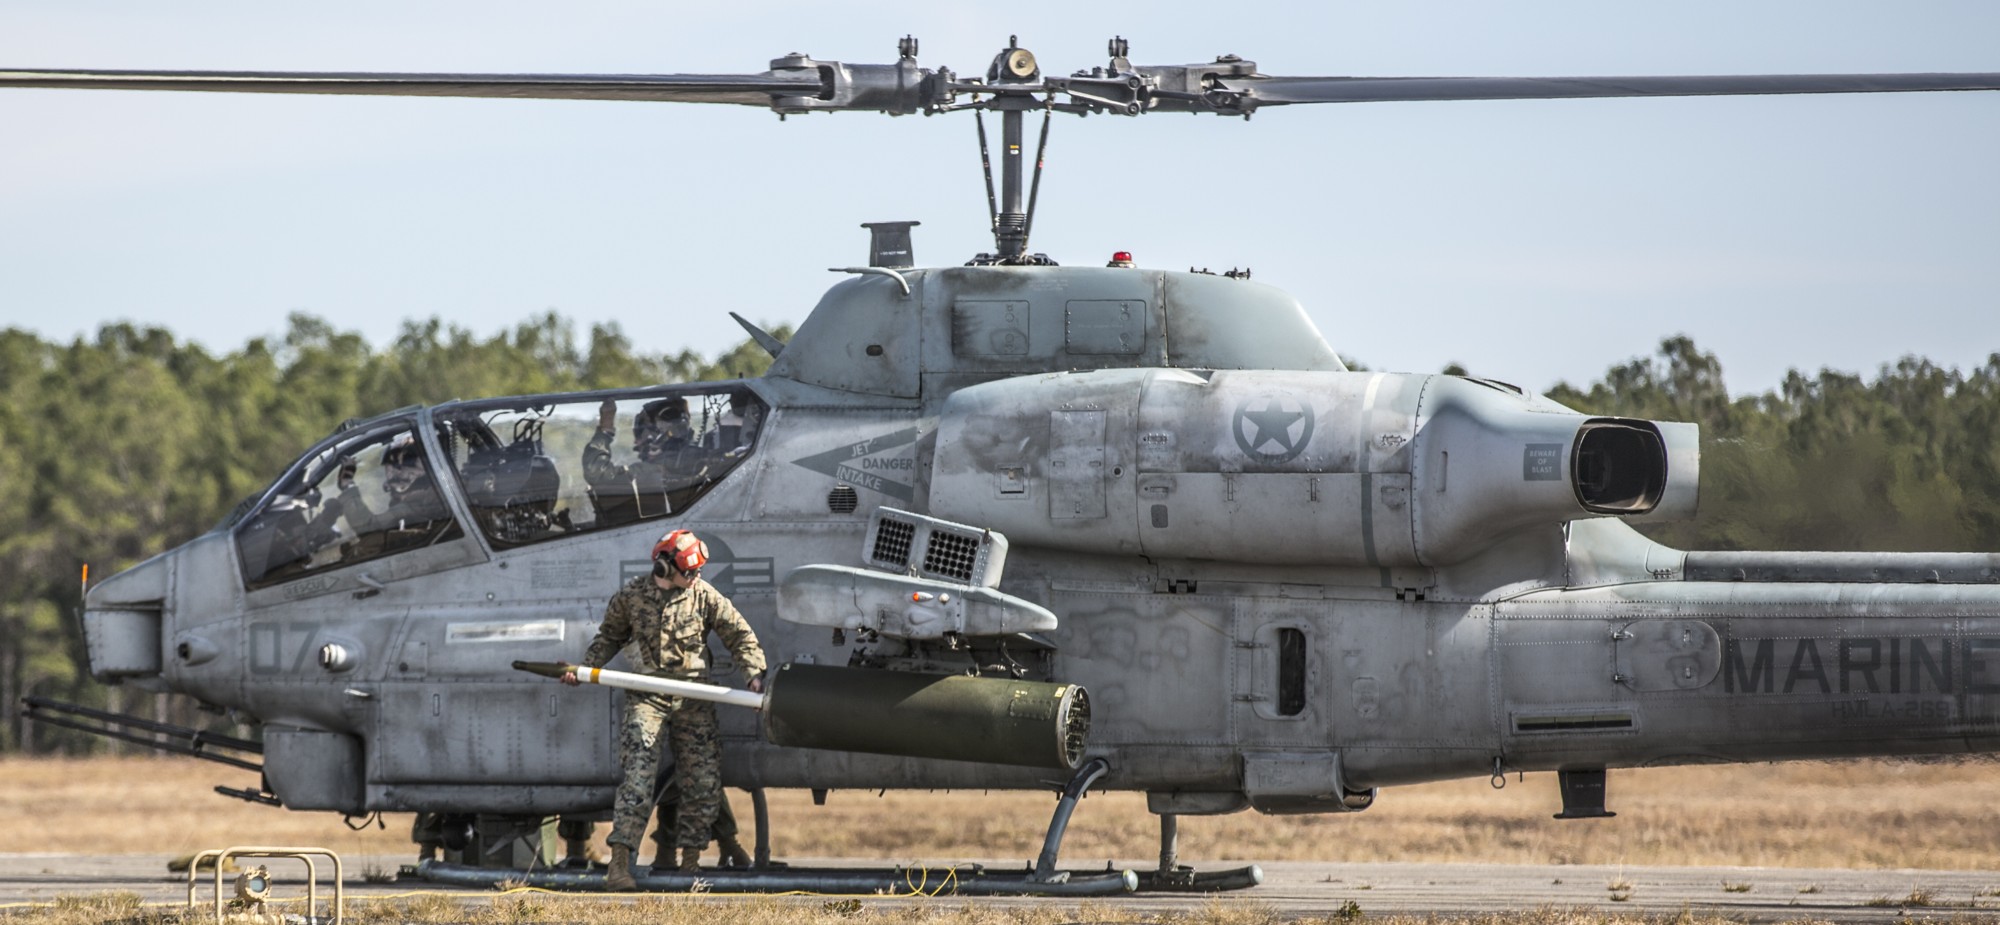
[233,384,767,591]
[235,420,465,589]
[434,386,764,548]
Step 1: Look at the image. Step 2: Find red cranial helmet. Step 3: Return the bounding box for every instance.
[651,529,709,574]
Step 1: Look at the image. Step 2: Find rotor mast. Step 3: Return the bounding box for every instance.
[996,103,1028,258]
[980,37,1051,264]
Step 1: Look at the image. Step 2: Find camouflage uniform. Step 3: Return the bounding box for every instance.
[582,573,765,852]
[649,769,742,862]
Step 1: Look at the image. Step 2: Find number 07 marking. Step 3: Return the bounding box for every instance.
[248,622,323,675]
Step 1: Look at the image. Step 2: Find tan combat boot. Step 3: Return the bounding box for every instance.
[605,845,637,891]
[678,847,702,872]
[718,835,751,868]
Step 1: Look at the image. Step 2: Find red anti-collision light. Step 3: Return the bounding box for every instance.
[1113,251,1133,263]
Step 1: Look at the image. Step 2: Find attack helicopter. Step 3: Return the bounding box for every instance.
[9,39,2000,895]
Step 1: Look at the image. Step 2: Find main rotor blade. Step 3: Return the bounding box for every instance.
[1221,72,2000,106]
[12,64,1999,115]
[0,68,821,105]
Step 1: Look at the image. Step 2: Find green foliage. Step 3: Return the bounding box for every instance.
[0,312,787,754]
[1550,338,2000,552]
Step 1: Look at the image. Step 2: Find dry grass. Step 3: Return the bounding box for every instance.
[5,755,2000,870]
[0,895,1922,925]
[0,756,407,860]
[746,757,2000,871]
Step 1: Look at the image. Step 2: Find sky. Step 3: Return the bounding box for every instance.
[2,1,1996,397]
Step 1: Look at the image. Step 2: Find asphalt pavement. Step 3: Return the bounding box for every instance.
[4,852,1995,922]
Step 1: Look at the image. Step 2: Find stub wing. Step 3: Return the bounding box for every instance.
[778,564,1058,639]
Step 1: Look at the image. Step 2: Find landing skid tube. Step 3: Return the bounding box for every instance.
[1135,813,1263,892]
[417,860,1139,896]
[412,760,1258,895]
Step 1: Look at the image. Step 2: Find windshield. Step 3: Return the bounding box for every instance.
[435,385,765,549]
[235,421,467,589]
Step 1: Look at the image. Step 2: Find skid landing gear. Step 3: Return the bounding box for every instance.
[1029,756,1110,883]
[416,763,1256,895]
[1027,757,1255,893]
[1134,812,1264,892]
[420,860,1138,896]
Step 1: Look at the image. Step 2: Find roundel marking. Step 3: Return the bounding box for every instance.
[1232,396,1315,464]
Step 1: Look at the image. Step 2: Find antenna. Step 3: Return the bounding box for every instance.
[861,221,920,269]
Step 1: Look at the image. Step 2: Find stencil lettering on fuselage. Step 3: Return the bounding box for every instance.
[1722,636,2000,695]
[1523,443,1564,481]
[788,427,920,501]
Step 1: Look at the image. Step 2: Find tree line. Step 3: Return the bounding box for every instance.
[0,318,1994,755]
[1542,336,2000,554]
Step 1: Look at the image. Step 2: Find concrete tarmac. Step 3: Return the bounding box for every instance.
[5,853,1998,922]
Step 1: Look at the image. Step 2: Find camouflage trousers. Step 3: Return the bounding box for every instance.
[649,770,739,857]
[609,690,722,851]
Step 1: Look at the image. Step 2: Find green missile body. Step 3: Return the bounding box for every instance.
[515,660,1091,769]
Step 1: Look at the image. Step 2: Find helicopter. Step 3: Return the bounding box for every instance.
[8,38,2000,895]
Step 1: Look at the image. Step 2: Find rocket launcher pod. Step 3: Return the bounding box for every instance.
[761,663,1089,770]
[513,660,1091,770]
[777,508,1055,640]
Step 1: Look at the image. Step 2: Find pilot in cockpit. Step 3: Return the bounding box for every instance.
[326,433,456,557]
[583,397,714,528]
[720,390,762,459]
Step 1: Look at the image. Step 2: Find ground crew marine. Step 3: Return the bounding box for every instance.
[563,529,765,890]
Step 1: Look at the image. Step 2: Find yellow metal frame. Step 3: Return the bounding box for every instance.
[184,846,343,925]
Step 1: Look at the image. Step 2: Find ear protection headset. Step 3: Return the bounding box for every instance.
[650,529,709,579]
